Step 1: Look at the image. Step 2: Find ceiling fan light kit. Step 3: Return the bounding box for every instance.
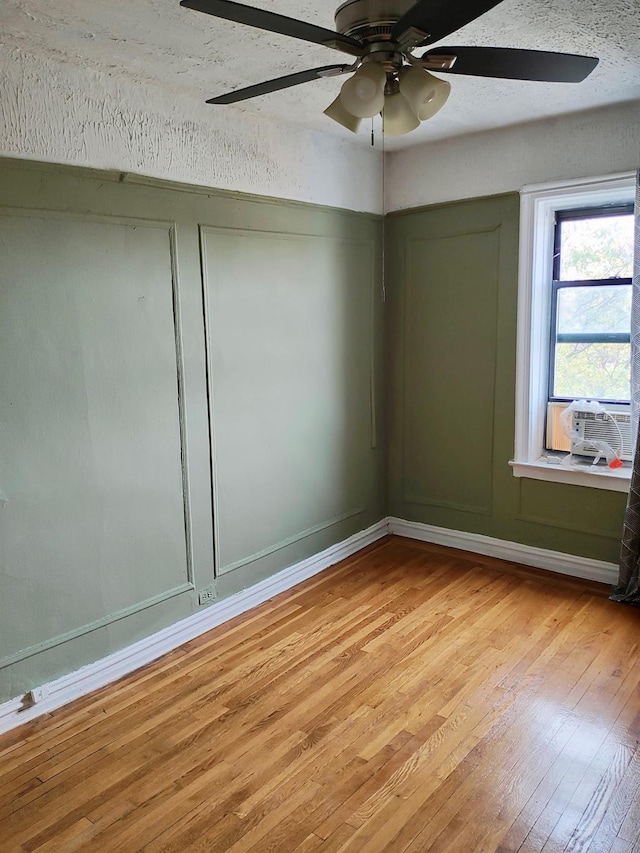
[323,95,363,132]
[399,66,451,121]
[381,90,421,136]
[339,62,387,118]
[180,0,599,138]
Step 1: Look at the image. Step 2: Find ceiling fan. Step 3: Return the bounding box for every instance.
[180,0,599,136]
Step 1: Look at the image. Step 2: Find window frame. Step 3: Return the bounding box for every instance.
[510,172,635,493]
[548,204,633,407]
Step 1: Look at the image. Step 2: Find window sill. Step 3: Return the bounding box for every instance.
[509,459,631,493]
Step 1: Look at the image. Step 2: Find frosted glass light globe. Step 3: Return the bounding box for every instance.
[339,63,387,119]
[382,92,420,136]
[323,95,362,133]
[399,67,451,121]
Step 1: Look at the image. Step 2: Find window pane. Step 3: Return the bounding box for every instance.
[556,285,631,335]
[559,214,633,280]
[553,342,630,400]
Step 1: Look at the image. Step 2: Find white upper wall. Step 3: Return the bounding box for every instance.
[0,47,382,215]
[385,100,640,212]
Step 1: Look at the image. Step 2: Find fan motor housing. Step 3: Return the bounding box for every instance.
[334,0,416,41]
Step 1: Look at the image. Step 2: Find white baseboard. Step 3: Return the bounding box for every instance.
[1,516,619,736]
[0,519,388,736]
[387,517,618,585]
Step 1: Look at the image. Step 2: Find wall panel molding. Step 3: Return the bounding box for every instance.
[399,225,500,515]
[219,507,365,574]
[513,512,620,539]
[0,583,194,669]
[401,495,492,516]
[0,209,195,664]
[168,224,196,587]
[200,225,377,578]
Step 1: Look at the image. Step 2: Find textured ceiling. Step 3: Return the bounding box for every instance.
[3,0,640,149]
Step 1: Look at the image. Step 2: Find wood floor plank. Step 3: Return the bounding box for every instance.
[2,536,639,853]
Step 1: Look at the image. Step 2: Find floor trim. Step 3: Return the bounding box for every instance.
[388,517,618,585]
[1,517,619,735]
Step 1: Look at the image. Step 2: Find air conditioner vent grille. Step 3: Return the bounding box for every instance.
[573,410,633,460]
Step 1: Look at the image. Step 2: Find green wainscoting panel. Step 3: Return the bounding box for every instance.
[202,228,376,575]
[517,479,625,540]
[0,158,384,701]
[386,193,627,564]
[0,213,190,665]
[402,227,499,514]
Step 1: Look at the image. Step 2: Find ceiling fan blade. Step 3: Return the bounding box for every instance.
[206,65,351,103]
[427,47,599,81]
[181,0,364,56]
[391,0,504,47]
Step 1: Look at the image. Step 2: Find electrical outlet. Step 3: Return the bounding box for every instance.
[22,685,50,708]
[198,585,217,606]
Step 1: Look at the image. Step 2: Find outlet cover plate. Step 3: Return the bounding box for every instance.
[198,585,217,606]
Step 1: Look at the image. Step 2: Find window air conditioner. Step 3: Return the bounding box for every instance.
[571,408,633,461]
[546,402,633,461]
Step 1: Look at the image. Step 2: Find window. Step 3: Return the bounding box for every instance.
[550,206,633,405]
[511,172,636,492]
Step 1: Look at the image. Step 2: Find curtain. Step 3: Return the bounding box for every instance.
[611,169,640,605]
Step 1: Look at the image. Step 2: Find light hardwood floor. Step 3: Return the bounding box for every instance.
[2,536,640,852]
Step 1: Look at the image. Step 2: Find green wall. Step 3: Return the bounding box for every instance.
[0,163,628,704]
[0,160,385,701]
[386,192,626,563]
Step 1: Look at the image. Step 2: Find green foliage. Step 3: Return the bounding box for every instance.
[557,285,630,335]
[560,215,633,280]
[554,342,630,400]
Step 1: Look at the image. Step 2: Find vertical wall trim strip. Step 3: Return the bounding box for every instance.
[169,223,195,585]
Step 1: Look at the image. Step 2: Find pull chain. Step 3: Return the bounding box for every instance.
[381,116,386,303]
